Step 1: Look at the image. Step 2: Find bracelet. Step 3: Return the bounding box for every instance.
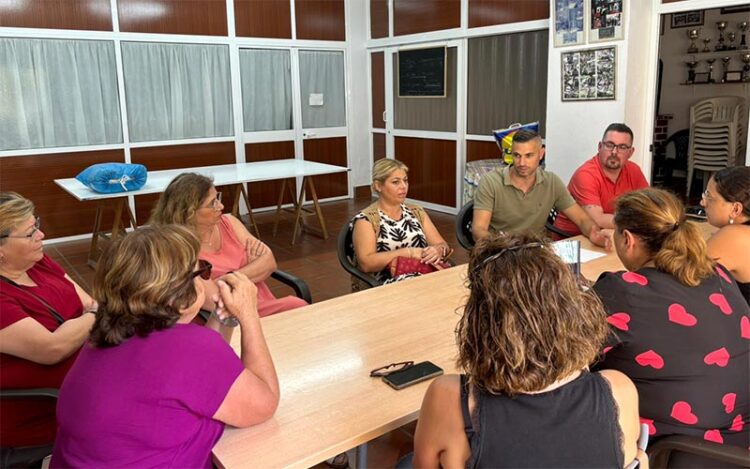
[408,248,413,258]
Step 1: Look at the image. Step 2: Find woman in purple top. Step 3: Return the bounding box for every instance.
[51,225,280,468]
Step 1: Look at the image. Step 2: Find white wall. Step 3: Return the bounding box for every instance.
[347,0,371,188]
[658,8,750,134]
[545,0,656,184]
[545,0,750,185]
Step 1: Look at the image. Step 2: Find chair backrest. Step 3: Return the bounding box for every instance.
[691,96,744,124]
[455,200,474,250]
[647,435,750,468]
[336,220,381,291]
[664,128,690,166]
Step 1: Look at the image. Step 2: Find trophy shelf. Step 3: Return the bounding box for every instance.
[683,50,750,59]
[680,81,750,85]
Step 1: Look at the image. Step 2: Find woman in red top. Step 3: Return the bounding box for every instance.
[150,174,307,320]
[0,192,96,466]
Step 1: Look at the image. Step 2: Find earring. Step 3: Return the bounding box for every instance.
[729,218,734,225]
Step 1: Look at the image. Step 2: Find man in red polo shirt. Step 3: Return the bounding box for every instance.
[554,123,649,236]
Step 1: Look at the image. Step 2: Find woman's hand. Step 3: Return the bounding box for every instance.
[420,246,443,264]
[245,238,268,262]
[213,272,259,324]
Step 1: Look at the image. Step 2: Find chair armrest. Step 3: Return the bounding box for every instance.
[648,435,750,468]
[0,388,59,399]
[271,270,312,304]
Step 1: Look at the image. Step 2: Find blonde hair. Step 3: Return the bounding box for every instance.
[0,192,35,243]
[458,232,608,396]
[614,188,714,287]
[371,159,408,194]
[90,225,200,347]
[150,173,214,228]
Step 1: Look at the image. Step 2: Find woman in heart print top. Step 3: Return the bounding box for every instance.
[593,188,749,448]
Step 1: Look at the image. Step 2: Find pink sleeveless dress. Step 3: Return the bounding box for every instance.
[199,215,307,317]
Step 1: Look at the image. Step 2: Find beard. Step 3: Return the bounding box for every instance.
[604,155,622,170]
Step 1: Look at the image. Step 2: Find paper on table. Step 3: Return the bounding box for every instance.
[580,248,606,263]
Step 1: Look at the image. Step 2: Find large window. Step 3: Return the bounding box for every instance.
[121,42,233,142]
[467,30,548,136]
[0,38,122,151]
[298,50,346,128]
[239,48,292,132]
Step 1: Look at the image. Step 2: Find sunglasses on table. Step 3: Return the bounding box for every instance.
[191,260,213,280]
[369,361,414,378]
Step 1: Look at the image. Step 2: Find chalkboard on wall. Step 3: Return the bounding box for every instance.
[398,46,446,98]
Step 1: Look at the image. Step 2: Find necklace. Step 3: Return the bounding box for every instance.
[200,225,216,247]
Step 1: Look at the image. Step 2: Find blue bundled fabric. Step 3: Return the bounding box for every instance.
[492,122,540,165]
[76,163,148,194]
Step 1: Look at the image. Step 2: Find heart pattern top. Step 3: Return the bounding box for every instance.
[593,265,750,448]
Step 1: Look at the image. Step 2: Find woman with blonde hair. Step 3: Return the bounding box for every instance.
[414,232,643,468]
[352,159,451,284]
[51,225,279,467]
[594,188,749,448]
[150,173,307,318]
[702,166,750,304]
[0,192,96,467]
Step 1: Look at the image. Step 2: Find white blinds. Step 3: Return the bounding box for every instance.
[121,42,234,142]
[0,38,122,151]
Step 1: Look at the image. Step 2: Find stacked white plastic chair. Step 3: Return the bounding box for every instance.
[687,96,746,196]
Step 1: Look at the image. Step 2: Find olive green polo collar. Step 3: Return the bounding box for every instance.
[499,166,547,187]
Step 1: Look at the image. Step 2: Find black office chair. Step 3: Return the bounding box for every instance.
[662,129,690,185]
[198,270,311,322]
[545,208,574,239]
[336,221,382,292]
[0,388,58,467]
[648,435,750,468]
[456,201,475,250]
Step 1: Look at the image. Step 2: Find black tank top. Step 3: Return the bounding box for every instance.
[461,371,624,468]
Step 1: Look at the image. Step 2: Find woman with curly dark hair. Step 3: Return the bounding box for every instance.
[50,225,279,468]
[413,233,643,468]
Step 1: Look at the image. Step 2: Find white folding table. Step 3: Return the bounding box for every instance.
[55,160,350,266]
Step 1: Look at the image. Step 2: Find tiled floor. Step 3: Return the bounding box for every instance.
[44,193,469,468]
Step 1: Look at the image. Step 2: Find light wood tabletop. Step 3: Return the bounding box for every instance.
[212,220,717,468]
[213,266,468,469]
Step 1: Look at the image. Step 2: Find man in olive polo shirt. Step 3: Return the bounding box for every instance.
[471,130,609,248]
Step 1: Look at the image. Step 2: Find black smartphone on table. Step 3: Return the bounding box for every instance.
[382,361,444,390]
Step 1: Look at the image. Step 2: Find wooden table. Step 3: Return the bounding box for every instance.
[54,160,349,266]
[212,221,717,469]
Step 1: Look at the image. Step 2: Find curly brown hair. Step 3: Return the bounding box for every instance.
[149,173,214,228]
[457,232,608,396]
[89,225,201,347]
[614,188,714,287]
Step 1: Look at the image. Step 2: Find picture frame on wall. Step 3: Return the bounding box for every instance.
[554,0,586,47]
[670,11,703,29]
[589,0,624,42]
[561,46,616,101]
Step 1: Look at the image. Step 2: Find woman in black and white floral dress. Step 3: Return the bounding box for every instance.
[352,159,451,284]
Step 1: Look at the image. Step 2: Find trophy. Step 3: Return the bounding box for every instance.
[702,37,712,53]
[742,53,750,82]
[706,58,716,83]
[685,60,698,84]
[728,32,737,50]
[687,28,700,53]
[721,56,732,82]
[716,21,728,51]
[740,21,749,49]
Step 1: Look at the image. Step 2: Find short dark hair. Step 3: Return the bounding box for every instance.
[713,166,750,219]
[602,123,633,142]
[512,129,541,144]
